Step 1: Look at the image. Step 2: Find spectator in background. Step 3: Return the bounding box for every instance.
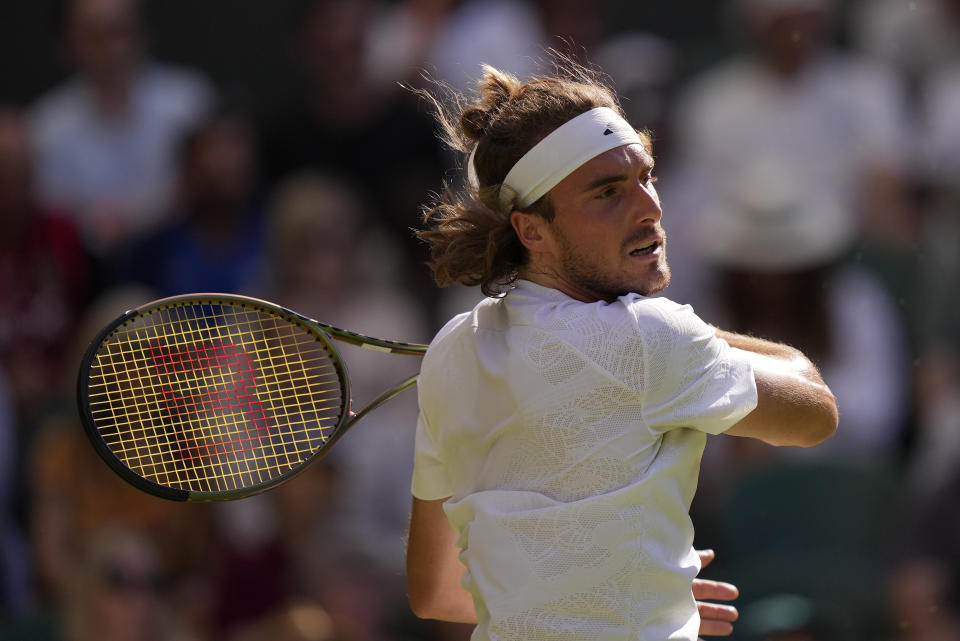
[260,0,444,313]
[663,0,912,464]
[424,0,544,92]
[887,464,960,641]
[424,0,604,93]
[366,0,455,89]
[203,172,431,641]
[842,9,960,609]
[305,548,411,641]
[370,0,606,102]
[669,0,914,270]
[121,111,265,296]
[16,286,214,639]
[60,525,188,641]
[893,4,960,592]
[848,1,960,359]
[0,107,88,418]
[208,493,294,637]
[29,0,213,266]
[259,172,430,573]
[851,0,960,88]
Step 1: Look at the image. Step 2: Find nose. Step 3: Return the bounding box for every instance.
[632,179,662,225]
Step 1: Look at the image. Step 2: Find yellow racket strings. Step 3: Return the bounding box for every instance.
[85,302,345,494]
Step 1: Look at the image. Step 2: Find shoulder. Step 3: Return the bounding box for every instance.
[618,295,707,336]
[616,296,721,377]
[501,284,706,345]
[418,308,477,401]
[141,62,213,96]
[428,295,507,344]
[423,309,476,361]
[138,62,215,118]
[421,296,510,377]
[29,79,88,145]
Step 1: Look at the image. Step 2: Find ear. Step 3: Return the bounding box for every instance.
[510,210,552,254]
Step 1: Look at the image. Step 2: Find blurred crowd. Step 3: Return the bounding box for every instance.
[0,0,958,639]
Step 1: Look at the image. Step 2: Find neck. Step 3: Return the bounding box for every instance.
[90,75,133,119]
[517,265,608,304]
[194,202,245,241]
[762,47,814,79]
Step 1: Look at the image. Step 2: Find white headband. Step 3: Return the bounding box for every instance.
[467,107,643,209]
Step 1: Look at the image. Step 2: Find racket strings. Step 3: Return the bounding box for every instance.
[107,309,334,492]
[86,302,345,494]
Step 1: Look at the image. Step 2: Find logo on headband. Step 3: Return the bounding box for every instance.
[604,119,630,136]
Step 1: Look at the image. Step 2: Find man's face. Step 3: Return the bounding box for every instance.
[754,8,828,73]
[69,0,141,83]
[537,143,670,300]
[184,120,256,210]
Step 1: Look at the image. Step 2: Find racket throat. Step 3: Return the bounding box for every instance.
[343,374,419,430]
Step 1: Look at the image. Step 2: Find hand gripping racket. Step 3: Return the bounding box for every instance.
[77,293,427,502]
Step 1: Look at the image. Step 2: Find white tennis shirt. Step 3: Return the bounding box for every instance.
[412,280,758,641]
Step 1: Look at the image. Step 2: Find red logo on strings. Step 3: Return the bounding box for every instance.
[148,341,273,463]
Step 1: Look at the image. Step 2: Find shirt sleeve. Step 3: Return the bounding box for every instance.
[410,408,454,500]
[636,300,758,435]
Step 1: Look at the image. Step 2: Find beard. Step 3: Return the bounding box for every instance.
[552,224,672,299]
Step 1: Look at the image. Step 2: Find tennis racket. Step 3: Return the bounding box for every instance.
[77,293,427,502]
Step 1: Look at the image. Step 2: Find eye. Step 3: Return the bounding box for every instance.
[595,186,618,200]
[643,171,658,186]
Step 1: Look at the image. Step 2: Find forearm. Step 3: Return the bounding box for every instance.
[410,581,478,624]
[407,497,479,624]
[407,551,478,624]
[716,329,802,361]
[715,329,838,447]
[715,329,827,386]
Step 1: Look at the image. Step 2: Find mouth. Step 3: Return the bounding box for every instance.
[628,237,662,257]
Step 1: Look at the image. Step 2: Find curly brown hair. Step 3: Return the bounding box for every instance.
[415,59,652,297]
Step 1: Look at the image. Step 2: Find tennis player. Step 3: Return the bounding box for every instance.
[407,62,838,641]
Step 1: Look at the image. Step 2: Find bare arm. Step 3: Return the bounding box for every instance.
[717,330,838,448]
[406,497,478,623]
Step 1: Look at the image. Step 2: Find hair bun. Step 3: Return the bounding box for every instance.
[460,65,521,142]
[460,107,491,141]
